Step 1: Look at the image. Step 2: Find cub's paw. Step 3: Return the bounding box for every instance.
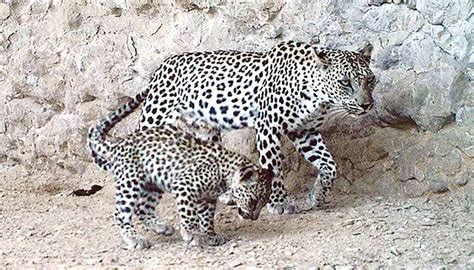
[267,200,297,215]
[185,234,205,249]
[150,224,175,236]
[205,234,228,246]
[125,236,152,250]
[184,234,227,248]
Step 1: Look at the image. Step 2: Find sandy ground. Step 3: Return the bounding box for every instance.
[1,165,473,268]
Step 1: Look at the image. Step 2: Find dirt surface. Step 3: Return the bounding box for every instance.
[1,165,473,268]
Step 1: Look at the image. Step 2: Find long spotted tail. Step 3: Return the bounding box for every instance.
[87,87,151,171]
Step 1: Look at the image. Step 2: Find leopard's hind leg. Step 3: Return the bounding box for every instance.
[136,185,175,236]
[113,162,151,250]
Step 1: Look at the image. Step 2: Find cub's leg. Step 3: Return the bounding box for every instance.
[173,170,226,247]
[171,173,202,246]
[136,184,175,236]
[197,199,227,246]
[288,130,337,208]
[175,194,202,246]
[113,163,151,249]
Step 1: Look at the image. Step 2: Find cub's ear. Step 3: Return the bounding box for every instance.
[313,48,331,66]
[232,165,256,187]
[241,168,255,182]
[357,42,373,60]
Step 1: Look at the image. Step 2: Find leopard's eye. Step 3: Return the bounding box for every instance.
[339,79,351,87]
[367,75,375,83]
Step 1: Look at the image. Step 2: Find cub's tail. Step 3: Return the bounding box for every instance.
[87,87,151,171]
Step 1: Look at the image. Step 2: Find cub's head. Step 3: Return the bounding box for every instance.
[230,165,273,220]
[314,43,376,116]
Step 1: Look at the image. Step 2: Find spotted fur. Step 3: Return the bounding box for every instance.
[87,91,272,249]
[137,41,375,213]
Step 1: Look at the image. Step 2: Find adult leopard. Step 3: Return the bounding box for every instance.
[137,41,375,214]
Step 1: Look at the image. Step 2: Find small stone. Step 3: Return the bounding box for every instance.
[367,0,385,6]
[455,171,471,187]
[229,260,243,268]
[421,217,436,226]
[345,247,360,252]
[447,258,457,264]
[84,257,102,265]
[41,231,52,237]
[390,247,401,256]
[455,177,468,187]
[341,219,358,226]
[309,35,320,45]
[429,179,449,194]
[404,0,416,9]
[455,106,474,126]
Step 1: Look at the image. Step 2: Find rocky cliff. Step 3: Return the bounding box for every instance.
[0,0,472,198]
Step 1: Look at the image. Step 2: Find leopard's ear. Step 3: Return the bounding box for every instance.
[232,165,257,187]
[241,166,256,182]
[357,42,373,61]
[313,48,331,66]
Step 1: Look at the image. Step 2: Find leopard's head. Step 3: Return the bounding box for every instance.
[230,165,273,220]
[314,43,376,116]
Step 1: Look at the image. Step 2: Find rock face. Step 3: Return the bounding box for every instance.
[0,0,472,198]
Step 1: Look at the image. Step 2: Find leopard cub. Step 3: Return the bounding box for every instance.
[87,92,272,249]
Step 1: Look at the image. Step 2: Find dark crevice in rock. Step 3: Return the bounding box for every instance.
[401,176,421,183]
[82,93,97,103]
[373,113,418,130]
[110,7,123,17]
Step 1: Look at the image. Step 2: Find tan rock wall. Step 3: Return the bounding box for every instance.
[1,0,472,197]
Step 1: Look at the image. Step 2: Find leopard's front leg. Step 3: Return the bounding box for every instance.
[288,130,337,208]
[175,193,203,247]
[174,173,227,247]
[255,118,296,215]
[196,199,227,246]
